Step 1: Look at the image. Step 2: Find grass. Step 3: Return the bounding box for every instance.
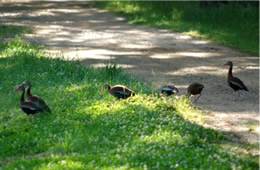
[97,1,259,56]
[0,27,259,169]
[0,24,32,39]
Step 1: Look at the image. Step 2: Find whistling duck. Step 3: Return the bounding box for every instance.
[22,80,51,113]
[187,83,204,102]
[15,84,44,121]
[160,85,179,96]
[223,61,248,100]
[102,84,135,99]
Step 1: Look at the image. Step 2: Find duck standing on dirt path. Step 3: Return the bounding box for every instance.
[223,61,248,100]
[15,84,44,121]
[102,84,135,99]
[186,83,204,103]
[22,80,51,113]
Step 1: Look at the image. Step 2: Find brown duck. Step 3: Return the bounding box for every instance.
[102,84,135,99]
[186,83,204,102]
[15,84,44,121]
[223,61,248,100]
[22,80,51,113]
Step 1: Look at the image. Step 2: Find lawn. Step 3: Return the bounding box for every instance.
[97,1,259,56]
[0,25,258,169]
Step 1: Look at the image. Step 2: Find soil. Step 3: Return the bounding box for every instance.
[1,1,259,155]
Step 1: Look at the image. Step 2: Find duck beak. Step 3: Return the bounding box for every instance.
[14,86,19,91]
[223,63,227,66]
[101,88,104,92]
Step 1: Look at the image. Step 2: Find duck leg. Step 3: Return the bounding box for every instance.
[194,94,201,103]
[236,91,240,100]
[232,91,236,101]
[27,115,30,122]
[232,91,240,101]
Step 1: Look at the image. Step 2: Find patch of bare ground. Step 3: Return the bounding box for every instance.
[1,0,259,155]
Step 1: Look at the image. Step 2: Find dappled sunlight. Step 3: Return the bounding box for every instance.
[120,43,151,49]
[39,158,85,169]
[149,51,219,59]
[1,2,259,167]
[191,40,210,45]
[84,96,156,117]
[1,39,258,169]
[167,66,224,76]
[245,66,259,70]
[54,8,83,13]
[88,20,107,24]
[28,10,56,17]
[205,111,260,131]
[36,25,64,34]
[90,63,106,68]
[176,35,192,40]
[140,130,183,144]
[150,54,172,59]
[178,52,221,58]
[90,63,135,69]
[0,13,22,17]
[48,47,147,61]
[47,49,116,60]
[115,17,126,21]
[65,84,86,92]
[203,111,260,145]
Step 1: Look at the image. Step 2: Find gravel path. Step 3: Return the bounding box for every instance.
[1,1,259,154]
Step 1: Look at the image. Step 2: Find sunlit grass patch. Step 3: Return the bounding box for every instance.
[0,37,258,169]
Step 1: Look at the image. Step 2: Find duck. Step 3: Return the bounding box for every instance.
[186,83,204,102]
[15,84,44,121]
[102,84,135,99]
[223,61,248,100]
[160,85,179,96]
[22,80,51,112]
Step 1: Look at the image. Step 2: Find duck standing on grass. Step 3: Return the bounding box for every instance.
[21,80,51,113]
[101,84,135,99]
[15,84,43,121]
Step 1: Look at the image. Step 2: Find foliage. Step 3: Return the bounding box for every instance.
[97,1,259,55]
[0,35,258,169]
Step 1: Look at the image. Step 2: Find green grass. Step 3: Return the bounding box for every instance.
[0,29,259,169]
[0,24,32,39]
[97,1,259,56]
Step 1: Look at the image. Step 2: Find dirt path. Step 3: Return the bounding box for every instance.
[1,1,259,153]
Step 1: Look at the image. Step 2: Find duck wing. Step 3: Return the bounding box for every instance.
[229,76,248,91]
[27,95,51,112]
[20,101,44,114]
[110,85,135,99]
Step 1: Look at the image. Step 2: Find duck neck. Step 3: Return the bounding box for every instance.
[228,66,233,78]
[107,85,111,90]
[26,86,32,97]
[20,89,25,103]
